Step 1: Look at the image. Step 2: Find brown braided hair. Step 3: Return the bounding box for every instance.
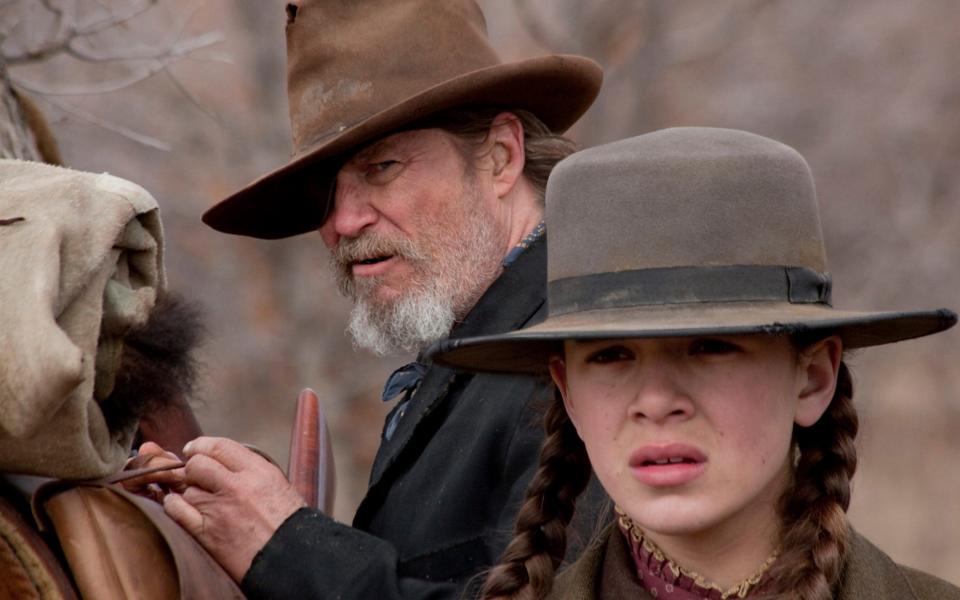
[762,360,858,599]
[480,389,592,599]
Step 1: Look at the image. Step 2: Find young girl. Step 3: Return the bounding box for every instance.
[428,128,959,599]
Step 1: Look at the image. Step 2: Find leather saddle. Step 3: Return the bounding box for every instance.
[0,471,244,599]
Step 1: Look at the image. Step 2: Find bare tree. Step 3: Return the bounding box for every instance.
[511,0,777,142]
[0,0,221,161]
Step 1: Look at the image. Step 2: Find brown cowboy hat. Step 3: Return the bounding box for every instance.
[202,0,602,240]
[427,127,957,374]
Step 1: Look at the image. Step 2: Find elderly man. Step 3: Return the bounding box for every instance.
[156,1,604,598]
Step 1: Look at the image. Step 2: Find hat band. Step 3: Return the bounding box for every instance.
[548,265,832,316]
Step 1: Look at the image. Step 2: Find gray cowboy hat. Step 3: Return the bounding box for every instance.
[202,0,602,240]
[427,127,957,374]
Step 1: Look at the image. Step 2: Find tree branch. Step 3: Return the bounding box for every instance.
[37,93,171,151]
[3,0,163,64]
[9,30,221,94]
[0,12,22,42]
[76,0,158,35]
[66,30,222,63]
[163,68,223,126]
[38,0,75,48]
[2,0,224,150]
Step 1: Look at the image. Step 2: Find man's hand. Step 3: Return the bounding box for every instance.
[121,441,187,502]
[161,436,307,582]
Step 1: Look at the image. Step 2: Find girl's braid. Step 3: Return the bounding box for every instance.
[766,362,858,600]
[480,391,592,599]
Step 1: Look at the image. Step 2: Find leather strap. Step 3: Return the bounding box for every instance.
[549,265,832,315]
[104,462,185,485]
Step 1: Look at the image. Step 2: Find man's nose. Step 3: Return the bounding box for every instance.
[627,357,694,424]
[318,177,378,247]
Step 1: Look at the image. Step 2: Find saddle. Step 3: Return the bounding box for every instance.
[0,471,244,599]
[0,485,74,600]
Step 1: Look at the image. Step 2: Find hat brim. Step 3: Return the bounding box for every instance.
[428,303,957,374]
[202,54,603,239]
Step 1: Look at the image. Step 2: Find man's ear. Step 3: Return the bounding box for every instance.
[794,335,843,427]
[486,112,526,199]
[549,354,581,434]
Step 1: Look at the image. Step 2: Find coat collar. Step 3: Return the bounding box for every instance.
[551,524,928,600]
[550,522,652,600]
[837,531,922,600]
[363,235,548,491]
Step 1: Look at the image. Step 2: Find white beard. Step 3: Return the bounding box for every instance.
[346,280,457,356]
[332,177,506,356]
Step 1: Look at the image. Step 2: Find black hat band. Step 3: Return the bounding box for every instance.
[548,265,833,316]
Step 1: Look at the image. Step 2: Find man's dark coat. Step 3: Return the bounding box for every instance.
[242,237,601,599]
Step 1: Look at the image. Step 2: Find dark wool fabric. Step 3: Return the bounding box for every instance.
[549,524,960,600]
[242,236,607,599]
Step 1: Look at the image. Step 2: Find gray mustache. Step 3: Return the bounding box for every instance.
[332,233,426,267]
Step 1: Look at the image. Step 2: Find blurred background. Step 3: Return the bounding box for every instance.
[2,0,957,584]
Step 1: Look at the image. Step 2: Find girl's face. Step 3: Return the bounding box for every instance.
[551,334,840,548]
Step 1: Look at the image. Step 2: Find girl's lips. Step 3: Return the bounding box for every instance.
[629,443,707,488]
[351,255,397,277]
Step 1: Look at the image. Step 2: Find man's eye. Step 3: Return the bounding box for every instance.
[364,160,401,183]
[585,346,633,364]
[370,160,398,172]
[689,338,739,356]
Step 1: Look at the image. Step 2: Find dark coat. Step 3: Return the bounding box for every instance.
[243,237,606,599]
[549,523,960,600]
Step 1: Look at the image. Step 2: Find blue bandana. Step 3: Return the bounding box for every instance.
[502,220,546,268]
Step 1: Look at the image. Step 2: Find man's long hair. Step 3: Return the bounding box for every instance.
[414,106,578,202]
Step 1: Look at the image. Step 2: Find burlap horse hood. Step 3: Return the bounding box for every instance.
[202,0,603,239]
[0,160,164,479]
[429,128,956,373]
